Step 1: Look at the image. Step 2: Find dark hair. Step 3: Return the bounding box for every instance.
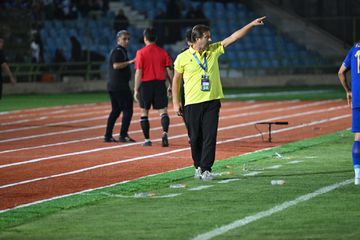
[143,27,157,43]
[185,29,192,44]
[191,24,210,42]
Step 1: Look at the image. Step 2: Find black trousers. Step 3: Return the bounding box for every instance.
[184,100,221,172]
[105,90,133,138]
[0,79,2,100]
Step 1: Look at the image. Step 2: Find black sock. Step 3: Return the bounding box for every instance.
[140,116,150,139]
[161,113,169,133]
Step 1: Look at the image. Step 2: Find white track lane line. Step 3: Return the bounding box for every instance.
[0,102,239,126]
[0,109,110,126]
[0,101,290,133]
[0,101,313,153]
[0,98,290,119]
[0,101,298,154]
[0,101,297,145]
[0,100,341,147]
[0,101,255,125]
[0,104,348,168]
[192,179,353,240]
[0,114,350,189]
[0,103,101,119]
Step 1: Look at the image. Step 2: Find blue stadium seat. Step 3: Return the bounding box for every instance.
[228,60,238,69]
[39,1,324,71]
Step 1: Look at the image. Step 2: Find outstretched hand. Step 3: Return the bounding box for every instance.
[251,16,266,26]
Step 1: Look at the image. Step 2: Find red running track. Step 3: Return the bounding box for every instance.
[0,100,351,211]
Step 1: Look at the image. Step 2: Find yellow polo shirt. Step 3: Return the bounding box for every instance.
[174,42,225,106]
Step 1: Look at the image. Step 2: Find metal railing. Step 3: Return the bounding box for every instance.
[9,61,106,82]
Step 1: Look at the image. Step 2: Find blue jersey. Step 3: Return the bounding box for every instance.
[344,42,360,108]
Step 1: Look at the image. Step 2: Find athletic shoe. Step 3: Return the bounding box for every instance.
[162,132,169,147]
[201,170,213,181]
[119,136,136,143]
[143,140,152,146]
[104,137,118,143]
[194,167,202,179]
[355,178,360,185]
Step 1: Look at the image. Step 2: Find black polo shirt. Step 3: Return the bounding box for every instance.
[107,45,131,92]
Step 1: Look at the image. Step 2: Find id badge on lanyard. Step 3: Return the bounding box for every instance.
[193,53,210,92]
[201,74,210,91]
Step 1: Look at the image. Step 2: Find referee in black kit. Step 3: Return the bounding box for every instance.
[104,30,136,143]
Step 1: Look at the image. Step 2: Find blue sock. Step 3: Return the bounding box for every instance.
[352,141,360,170]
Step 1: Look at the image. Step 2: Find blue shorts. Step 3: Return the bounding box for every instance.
[352,108,360,132]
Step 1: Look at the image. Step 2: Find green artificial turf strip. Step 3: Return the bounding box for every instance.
[0,130,356,240]
[0,92,109,112]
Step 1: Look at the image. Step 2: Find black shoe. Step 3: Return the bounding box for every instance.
[143,140,152,146]
[162,132,169,147]
[119,136,136,143]
[104,137,118,143]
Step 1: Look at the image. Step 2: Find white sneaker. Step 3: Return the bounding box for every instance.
[355,178,360,185]
[201,170,213,181]
[194,167,202,179]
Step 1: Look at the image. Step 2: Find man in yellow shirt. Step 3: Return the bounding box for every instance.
[172,17,266,180]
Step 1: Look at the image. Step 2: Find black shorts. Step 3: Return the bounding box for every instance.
[139,80,168,110]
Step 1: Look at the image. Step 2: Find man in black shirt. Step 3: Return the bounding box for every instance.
[104,30,136,143]
[0,37,16,100]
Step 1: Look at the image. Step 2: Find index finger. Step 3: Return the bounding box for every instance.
[259,16,266,21]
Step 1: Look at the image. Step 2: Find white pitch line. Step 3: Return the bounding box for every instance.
[192,179,353,240]
[287,160,303,164]
[243,171,262,176]
[188,185,214,191]
[153,193,182,198]
[218,179,240,184]
[266,165,282,169]
[98,192,182,199]
[0,104,349,168]
[0,114,351,189]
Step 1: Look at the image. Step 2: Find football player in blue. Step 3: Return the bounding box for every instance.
[338,42,360,185]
